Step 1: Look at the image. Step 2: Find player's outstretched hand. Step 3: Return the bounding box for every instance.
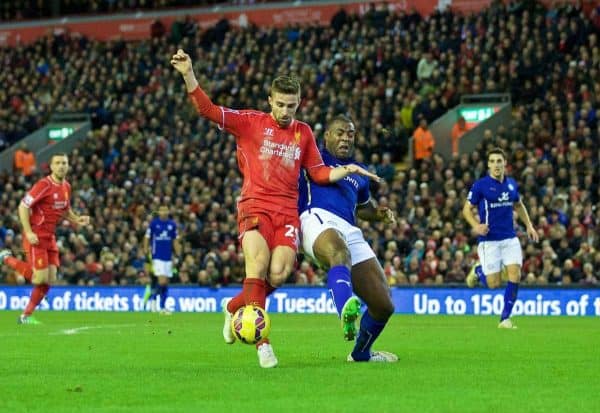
[171,49,192,75]
[343,164,382,183]
[527,225,539,242]
[77,215,91,226]
[377,207,396,224]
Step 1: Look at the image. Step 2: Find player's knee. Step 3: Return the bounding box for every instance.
[324,247,351,268]
[487,276,501,289]
[269,270,291,287]
[32,270,49,284]
[245,258,269,278]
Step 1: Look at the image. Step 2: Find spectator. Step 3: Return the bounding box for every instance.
[14,144,36,176]
[413,118,435,166]
[451,116,468,156]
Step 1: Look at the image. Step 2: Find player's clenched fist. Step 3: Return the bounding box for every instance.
[171,49,192,74]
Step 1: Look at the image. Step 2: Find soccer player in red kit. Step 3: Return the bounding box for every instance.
[0,153,90,324]
[171,49,379,368]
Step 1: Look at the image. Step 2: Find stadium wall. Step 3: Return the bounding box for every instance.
[0,286,599,316]
[0,0,436,46]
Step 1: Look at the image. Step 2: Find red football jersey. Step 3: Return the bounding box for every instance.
[21,176,71,237]
[189,87,330,217]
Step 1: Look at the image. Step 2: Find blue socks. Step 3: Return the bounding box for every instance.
[475,265,488,287]
[158,285,169,309]
[351,312,386,361]
[327,265,353,318]
[500,281,519,321]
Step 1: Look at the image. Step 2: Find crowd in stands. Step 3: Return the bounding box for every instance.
[1,1,599,287]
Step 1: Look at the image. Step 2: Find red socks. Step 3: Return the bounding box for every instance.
[23,284,49,316]
[227,279,278,314]
[4,256,33,282]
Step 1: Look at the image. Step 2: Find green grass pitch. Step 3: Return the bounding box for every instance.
[0,311,598,413]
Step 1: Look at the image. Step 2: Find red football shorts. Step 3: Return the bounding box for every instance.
[22,234,60,270]
[238,210,299,251]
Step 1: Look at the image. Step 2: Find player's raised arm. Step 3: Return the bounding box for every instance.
[171,49,246,134]
[330,164,381,183]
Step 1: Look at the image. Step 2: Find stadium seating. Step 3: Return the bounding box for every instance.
[0,2,598,286]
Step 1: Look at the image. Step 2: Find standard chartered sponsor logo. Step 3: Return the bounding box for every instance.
[260,139,301,160]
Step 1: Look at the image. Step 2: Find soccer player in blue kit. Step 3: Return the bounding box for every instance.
[299,115,398,362]
[143,205,181,314]
[463,148,539,328]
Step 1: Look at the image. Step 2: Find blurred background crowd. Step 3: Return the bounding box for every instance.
[0,0,599,287]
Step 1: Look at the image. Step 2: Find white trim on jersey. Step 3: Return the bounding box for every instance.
[304,170,312,207]
[219,106,225,130]
[300,207,375,266]
[484,199,489,225]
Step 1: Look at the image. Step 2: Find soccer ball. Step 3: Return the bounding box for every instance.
[231,305,271,344]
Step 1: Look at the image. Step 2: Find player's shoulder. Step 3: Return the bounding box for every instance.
[228,108,266,117]
[35,176,52,187]
[293,119,314,136]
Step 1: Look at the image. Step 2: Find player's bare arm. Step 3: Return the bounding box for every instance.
[17,202,38,245]
[515,200,539,242]
[171,49,198,92]
[462,201,489,236]
[357,199,396,224]
[65,208,91,226]
[329,164,381,183]
[173,237,182,258]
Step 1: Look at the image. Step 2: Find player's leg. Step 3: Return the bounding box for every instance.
[498,238,523,329]
[233,230,271,308]
[151,260,173,315]
[1,239,34,282]
[157,275,171,315]
[467,243,493,288]
[223,228,271,344]
[312,230,360,340]
[144,259,165,313]
[143,255,158,307]
[245,230,277,368]
[19,242,50,324]
[300,209,360,339]
[348,240,397,362]
[226,214,273,314]
[20,267,49,325]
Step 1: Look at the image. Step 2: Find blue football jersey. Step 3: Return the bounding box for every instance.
[146,218,177,260]
[467,174,520,242]
[298,149,370,226]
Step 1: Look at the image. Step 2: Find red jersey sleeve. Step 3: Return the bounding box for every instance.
[188,86,250,136]
[21,179,51,209]
[301,127,330,184]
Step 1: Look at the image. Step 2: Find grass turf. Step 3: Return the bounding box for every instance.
[0,311,598,413]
